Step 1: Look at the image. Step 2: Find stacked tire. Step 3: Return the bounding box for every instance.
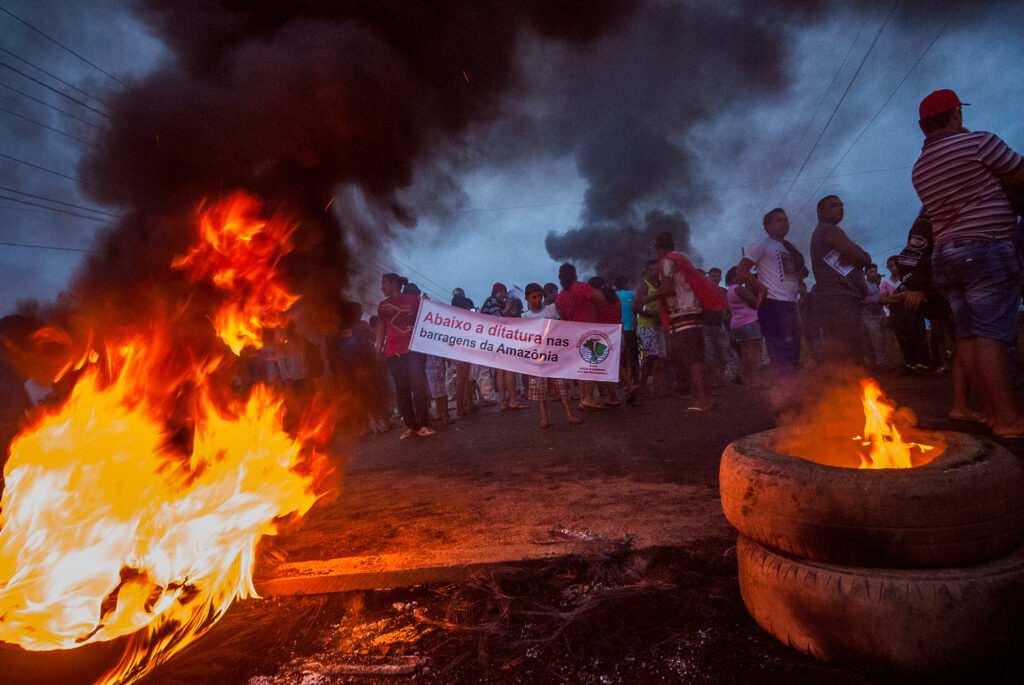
[719,428,1024,677]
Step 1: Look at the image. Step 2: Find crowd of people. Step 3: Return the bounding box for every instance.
[2,89,1022,450]
[356,88,1024,441]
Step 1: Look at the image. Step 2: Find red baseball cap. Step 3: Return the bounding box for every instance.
[919,89,969,120]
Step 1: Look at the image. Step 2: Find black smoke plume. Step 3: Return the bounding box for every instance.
[546,209,691,282]
[73,0,630,328]
[539,0,834,273]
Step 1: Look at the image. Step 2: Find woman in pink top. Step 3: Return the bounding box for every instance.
[376,273,435,439]
[725,266,763,387]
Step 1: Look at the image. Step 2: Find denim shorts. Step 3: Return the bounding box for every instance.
[731,320,762,342]
[932,239,1023,342]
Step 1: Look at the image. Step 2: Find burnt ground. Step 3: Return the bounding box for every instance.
[4,369,1024,684]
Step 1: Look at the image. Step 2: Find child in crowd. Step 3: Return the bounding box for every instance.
[522,283,580,428]
[425,354,454,423]
[725,267,763,387]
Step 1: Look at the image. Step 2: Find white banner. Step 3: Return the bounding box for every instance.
[409,299,621,382]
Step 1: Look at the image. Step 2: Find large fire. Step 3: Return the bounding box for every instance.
[0,192,333,683]
[775,377,940,469]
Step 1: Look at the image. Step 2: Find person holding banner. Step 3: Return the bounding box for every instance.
[589,276,622,407]
[481,283,528,411]
[522,283,581,428]
[450,287,476,415]
[376,273,436,439]
[556,263,608,412]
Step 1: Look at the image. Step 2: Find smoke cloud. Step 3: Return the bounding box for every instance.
[546,209,691,282]
[73,0,630,327]
[535,0,834,274]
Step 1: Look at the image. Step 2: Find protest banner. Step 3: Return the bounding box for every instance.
[409,299,620,382]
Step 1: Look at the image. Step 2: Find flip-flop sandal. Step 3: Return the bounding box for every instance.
[568,416,583,424]
[579,403,606,412]
[948,410,985,423]
[685,405,711,413]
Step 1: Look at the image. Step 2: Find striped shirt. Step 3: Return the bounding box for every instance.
[912,131,1023,245]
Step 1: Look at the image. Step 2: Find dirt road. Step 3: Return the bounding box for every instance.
[6,370,1021,684]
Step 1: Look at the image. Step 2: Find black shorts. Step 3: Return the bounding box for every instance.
[666,326,705,368]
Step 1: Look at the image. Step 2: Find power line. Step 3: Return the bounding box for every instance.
[0,104,95,146]
[757,7,876,215]
[0,184,120,218]
[457,201,584,214]
[792,1,965,219]
[362,251,446,302]
[0,201,109,225]
[779,1,898,206]
[0,44,108,106]
[440,165,912,217]
[387,251,454,296]
[0,60,110,120]
[0,3,126,87]
[0,151,99,190]
[0,79,107,130]
[0,199,85,218]
[0,237,95,253]
[0,192,110,222]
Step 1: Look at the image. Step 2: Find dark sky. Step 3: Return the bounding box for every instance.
[1,0,1021,315]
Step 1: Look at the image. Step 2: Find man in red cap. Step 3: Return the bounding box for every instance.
[911,89,1024,438]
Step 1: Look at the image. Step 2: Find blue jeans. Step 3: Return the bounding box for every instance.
[933,239,1022,343]
[757,299,801,372]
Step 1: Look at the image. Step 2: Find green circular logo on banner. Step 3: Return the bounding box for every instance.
[577,331,612,364]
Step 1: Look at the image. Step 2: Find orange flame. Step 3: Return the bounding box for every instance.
[0,192,332,684]
[172,192,300,354]
[855,378,933,469]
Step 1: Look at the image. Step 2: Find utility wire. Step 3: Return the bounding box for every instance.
[792,1,964,219]
[0,80,107,129]
[0,104,95,146]
[0,185,120,218]
[756,6,876,214]
[0,237,95,253]
[0,61,110,119]
[387,251,454,296]
[363,251,446,302]
[779,0,898,206]
[0,201,109,225]
[0,44,108,106]
[0,192,110,222]
[0,151,99,190]
[0,3,126,87]
[444,165,912,216]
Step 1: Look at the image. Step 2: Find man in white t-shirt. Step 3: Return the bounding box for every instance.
[735,208,807,372]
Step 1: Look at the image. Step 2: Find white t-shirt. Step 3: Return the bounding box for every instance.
[522,303,559,320]
[745,238,800,303]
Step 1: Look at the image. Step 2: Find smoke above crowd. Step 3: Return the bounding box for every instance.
[73,0,627,323]
[68,0,1002,311]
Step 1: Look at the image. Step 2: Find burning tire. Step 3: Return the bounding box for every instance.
[720,429,1024,568]
[736,534,1024,676]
